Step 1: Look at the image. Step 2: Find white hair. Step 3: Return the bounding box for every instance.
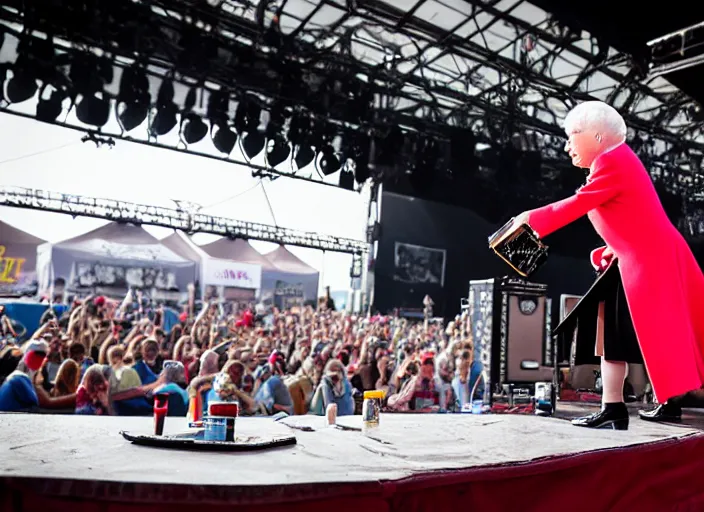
[563,101,627,143]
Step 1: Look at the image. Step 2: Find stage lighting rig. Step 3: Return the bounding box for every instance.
[180,88,208,145]
[318,143,341,175]
[647,22,704,77]
[234,97,265,159]
[150,77,179,137]
[264,103,290,167]
[207,87,237,155]
[116,64,151,133]
[36,84,67,122]
[70,54,112,128]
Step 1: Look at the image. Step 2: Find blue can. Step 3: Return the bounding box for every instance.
[471,400,484,414]
[203,416,235,442]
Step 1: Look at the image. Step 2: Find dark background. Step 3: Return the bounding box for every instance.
[373,191,599,321]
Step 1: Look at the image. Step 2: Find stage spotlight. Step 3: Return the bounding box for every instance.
[242,131,265,158]
[266,135,290,167]
[211,122,237,154]
[150,78,178,136]
[182,113,208,144]
[70,55,112,127]
[5,68,37,104]
[76,92,110,127]
[294,145,315,169]
[318,145,340,175]
[36,84,66,122]
[116,65,151,133]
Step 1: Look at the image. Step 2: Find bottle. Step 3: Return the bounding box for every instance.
[362,390,385,431]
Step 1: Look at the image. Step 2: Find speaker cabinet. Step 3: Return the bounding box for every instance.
[469,277,555,405]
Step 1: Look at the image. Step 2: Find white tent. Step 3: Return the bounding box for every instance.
[36,222,197,301]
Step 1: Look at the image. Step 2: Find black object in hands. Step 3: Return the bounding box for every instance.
[488,219,548,277]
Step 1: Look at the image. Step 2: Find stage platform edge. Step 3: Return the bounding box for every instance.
[2,410,704,512]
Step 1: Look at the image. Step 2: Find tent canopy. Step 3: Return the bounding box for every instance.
[264,245,318,275]
[52,222,188,263]
[161,232,204,263]
[200,238,277,269]
[0,220,45,245]
[37,222,196,297]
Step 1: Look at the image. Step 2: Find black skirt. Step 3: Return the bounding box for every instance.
[557,262,644,366]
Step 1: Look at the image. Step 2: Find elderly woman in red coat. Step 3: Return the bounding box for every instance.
[513,101,704,430]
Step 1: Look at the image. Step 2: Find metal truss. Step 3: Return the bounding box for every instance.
[0,0,701,189]
[0,186,367,254]
[648,21,704,78]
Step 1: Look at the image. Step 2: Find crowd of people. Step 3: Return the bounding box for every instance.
[0,292,484,418]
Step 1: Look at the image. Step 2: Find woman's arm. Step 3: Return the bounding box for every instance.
[35,384,76,409]
[527,157,624,238]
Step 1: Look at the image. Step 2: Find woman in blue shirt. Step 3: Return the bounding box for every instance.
[311,359,355,416]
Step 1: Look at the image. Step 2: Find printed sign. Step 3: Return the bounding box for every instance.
[202,258,261,289]
[0,245,26,284]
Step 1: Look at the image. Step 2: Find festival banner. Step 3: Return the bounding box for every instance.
[201,258,262,290]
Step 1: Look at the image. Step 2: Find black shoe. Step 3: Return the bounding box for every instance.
[638,402,682,423]
[571,403,629,430]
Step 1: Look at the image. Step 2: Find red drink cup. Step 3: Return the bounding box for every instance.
[154,393,169,436]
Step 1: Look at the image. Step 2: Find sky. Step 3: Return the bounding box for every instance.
[0,112,368,292]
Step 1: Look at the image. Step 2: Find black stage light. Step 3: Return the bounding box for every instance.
[182,113,208,144]
[318,145,340,175]
[70,55,111,127]
[207,88,236,154]
[116,65,151,133]
[266,134,290,167]
[76,93,110,127]
[242,131,265,158]
[36,84,66,122]
[150,78,178,136]
[211,122,237,154]
[5,68,37,104]
[294,145,315,169]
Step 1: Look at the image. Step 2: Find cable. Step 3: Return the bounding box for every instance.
[0,141,80,169]
[201,180,263,210]
[259,181,278,227]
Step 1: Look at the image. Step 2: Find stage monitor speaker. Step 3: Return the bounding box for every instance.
[468,276,555,406]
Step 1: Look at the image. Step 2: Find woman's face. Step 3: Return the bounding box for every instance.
[564,128,601,169]
[143,344,158,364]
[227,364,243,386]
[88,376,108,399]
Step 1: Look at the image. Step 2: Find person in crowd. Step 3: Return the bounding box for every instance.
[452,349,484,408]
[253,353,294,416]
[107,345,142,393]
[133,338,161,385]
[0,340,74,412]
[310,359,354,416]
[68,341,94,378]
[199,349,219,377]
[208,360,257,414]
[51,359,81,397]
[75,364,112,415]
[512,101,704,429]
[154,360,189,416]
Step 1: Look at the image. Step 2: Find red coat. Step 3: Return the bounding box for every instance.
[528,143,704,402]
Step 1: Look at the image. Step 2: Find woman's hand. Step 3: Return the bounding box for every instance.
[590,245,614,272]
[513,211,531,229]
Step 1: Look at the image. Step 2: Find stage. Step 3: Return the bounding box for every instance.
[2,405,704,512]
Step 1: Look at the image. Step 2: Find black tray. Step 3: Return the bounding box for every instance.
[121,429,297,452]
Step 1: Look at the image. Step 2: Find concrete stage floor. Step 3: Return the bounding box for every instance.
[1,404,704,511]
